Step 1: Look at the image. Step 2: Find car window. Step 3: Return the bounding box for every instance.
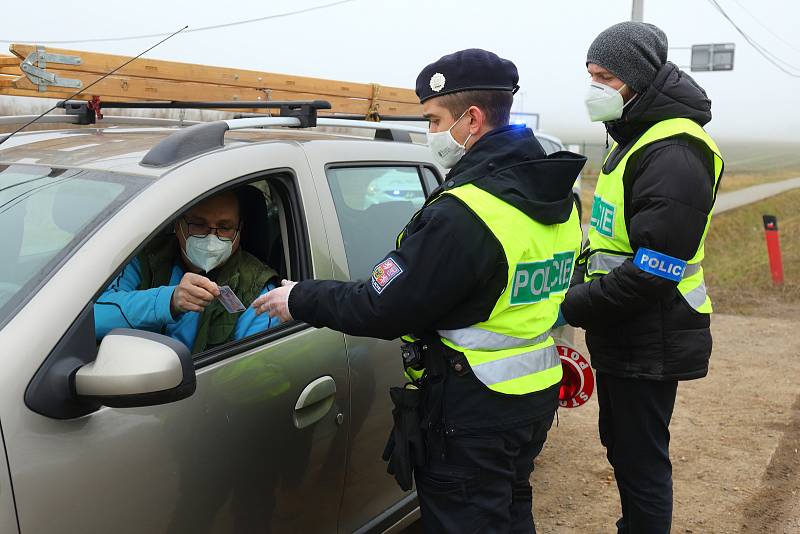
[0,165,148,328]
[92,177,292,357]
[421,166,441,192]
[327,166,426,281]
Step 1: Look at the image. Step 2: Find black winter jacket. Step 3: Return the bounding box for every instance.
[289,125,586,428]
[561,62,722,381]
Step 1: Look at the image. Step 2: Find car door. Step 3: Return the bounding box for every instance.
[0,144,350,533]
[304,140,442,532]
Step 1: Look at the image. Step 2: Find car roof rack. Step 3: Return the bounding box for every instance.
[0,44,430,163]
[58,99,332,127]
[318,114,427,122]
[0,43,422,119]
[0,114,202,128]
[140,108,428,168]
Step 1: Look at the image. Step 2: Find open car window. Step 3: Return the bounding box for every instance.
[92,174,301,359]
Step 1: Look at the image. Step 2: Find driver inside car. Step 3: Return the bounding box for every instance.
[94,189,281,353]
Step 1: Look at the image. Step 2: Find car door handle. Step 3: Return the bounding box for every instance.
[293,376,337,429]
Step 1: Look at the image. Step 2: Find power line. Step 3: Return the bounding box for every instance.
[728,0,800,55]
[706,0,800,77]
[0,0,356,45]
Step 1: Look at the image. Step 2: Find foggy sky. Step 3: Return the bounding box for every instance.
[2,0,798,143]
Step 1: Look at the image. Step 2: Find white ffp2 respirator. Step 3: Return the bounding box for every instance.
[584,81,631,122]
[427,110,473,168]
[184,234,233,273]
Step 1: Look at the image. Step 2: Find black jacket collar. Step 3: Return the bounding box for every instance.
[431,125,586,225]
[606,62,712,146]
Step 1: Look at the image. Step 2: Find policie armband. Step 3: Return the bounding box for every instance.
[633,248,688,282]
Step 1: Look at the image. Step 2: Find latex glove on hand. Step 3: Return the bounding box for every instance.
[252,279,297,322]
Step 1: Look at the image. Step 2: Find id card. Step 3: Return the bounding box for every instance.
[217,285,246,313]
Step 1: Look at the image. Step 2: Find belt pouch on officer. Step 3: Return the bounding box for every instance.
[382,337,457,490]
[382,384,425,491]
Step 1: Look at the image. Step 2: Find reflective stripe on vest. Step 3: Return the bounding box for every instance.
[471,344,560,388]
[683,279,708,309]
[437,327,551,350]
[587,251,702,279]
[585,118,723,314]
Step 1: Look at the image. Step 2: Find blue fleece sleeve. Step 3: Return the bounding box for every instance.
[94,257,178,340]
[233,282,282,340]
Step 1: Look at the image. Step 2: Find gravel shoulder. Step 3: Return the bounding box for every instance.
[534,314,800,533]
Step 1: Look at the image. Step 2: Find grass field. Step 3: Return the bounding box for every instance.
[703,188,800,317]
[578,171,799,318]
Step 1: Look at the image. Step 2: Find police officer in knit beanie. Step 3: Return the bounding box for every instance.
[564,20,722,534]
[586,21,668,93]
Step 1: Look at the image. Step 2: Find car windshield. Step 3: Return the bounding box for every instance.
[0,164,149,328]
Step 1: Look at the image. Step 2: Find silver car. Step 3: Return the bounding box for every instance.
[0,113,441,533]
[535,131,583,219]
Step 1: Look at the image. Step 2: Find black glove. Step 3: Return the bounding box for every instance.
[382,385,426,491]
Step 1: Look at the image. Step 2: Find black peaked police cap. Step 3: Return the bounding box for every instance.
[416,48,520,103]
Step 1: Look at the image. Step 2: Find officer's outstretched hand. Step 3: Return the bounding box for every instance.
[252,279,297,321]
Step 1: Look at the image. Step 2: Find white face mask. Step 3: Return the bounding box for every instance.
[183,233,234,273]
[427,109,473,168]
[584,81,631,122]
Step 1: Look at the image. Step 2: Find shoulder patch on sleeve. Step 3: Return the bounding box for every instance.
[371,257,404,295]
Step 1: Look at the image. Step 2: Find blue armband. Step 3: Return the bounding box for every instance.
[633,248,687,282]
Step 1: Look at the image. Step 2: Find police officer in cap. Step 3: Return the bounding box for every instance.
[254,49,586,533]
[561,22,725,533]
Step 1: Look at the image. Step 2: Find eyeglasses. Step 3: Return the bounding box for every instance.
[181,218,241,242]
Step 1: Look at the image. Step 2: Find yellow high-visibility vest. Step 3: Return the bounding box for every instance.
[585,117,724,313]
[400,183,582,395]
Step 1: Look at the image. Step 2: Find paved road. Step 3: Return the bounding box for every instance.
[714,176,800,213]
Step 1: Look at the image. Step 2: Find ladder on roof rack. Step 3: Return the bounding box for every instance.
[0,43,423,119]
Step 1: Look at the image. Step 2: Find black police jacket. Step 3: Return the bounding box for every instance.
[289,124,586,429]
[561,62,721,381]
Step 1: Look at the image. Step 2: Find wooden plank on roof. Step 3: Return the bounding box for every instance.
[5,69,423,116]
[12,70,263,102]
[0,75,18,88]
[0,56,20,67]
[0,87,151,104]
[0,66,22,76]
[9,44,420,105]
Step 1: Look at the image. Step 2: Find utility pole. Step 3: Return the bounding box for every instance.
[631,0,644,22]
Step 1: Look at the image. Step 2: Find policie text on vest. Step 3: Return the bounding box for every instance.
[510,251,575,305]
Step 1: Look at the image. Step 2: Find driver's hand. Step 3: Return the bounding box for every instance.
[171,273,220,316]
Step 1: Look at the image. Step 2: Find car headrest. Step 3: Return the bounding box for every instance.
[235,184,276,267]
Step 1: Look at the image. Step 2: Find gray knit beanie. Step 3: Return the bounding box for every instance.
[587,22,668,93]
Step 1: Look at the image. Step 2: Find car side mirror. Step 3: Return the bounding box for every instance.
[74,329,196,408]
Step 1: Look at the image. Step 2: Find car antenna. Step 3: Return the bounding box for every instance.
[0,25,189,147]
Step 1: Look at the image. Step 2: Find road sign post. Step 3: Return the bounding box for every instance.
[762,215,785,286]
